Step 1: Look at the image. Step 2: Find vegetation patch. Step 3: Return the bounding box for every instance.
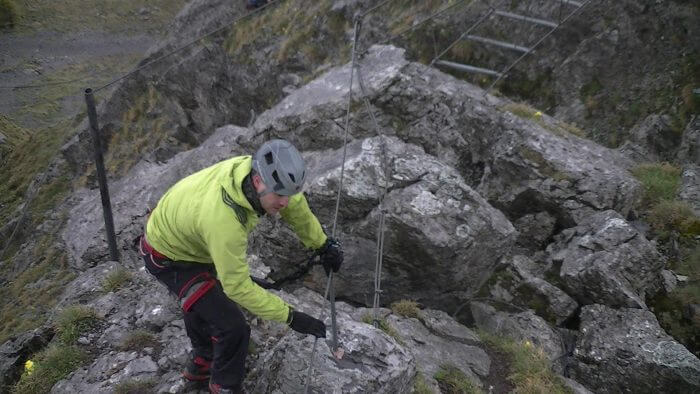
[434,364,482,394]
[56,305,99,344]
[391,299,421,318]
[479,332,571,394]
[11,344,86,394]
[361,314,404,345]
[648,200,700,239]
[0,0,17,29]
[119,329,158,352]
[631,163,682,208]
[652,243,700,356]
[102,268,133,293]
[413,372,434,394]
[113,379,156,394]
[503,103,586,139]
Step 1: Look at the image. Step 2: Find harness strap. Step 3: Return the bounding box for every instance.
[181,279,217,312]
[140,235,169,260]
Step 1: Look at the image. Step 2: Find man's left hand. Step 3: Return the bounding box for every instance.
[319,237,343,276]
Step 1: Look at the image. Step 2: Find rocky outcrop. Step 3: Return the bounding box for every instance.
[617,114,680,163]
[549,210,665,308]
[679,164,700,216]
[677,116,699,165]
[0,327,54,391]
[571,304,700,393]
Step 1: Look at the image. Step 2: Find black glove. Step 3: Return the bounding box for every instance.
[287,310,326,338]
[318,237,343,276]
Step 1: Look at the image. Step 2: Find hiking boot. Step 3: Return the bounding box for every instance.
[209,382,241,394]
[182,356,211,381]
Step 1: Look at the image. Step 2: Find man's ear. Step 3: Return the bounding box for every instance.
[251,174,265,193]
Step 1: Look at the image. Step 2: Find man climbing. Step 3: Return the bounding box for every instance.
[139,139,344,394]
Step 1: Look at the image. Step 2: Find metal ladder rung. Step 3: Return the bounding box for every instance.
[495,10,558,28]
[464,35,531,53]
[435,60,502,77]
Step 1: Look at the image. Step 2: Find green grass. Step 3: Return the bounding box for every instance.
[631,163,682,207]
[361,314,404,345]
[480,332,571,394]
[434,364,482,394]
[0,0,17,29]
[102,268,132,292]
[413,372,435,394]
[391,299,421,319]
[11,344,86,394]
[503,103,587,139]
[56,305,98,344]
[648,200,700,239]
[119,329,158,352]
[113,379,156,394]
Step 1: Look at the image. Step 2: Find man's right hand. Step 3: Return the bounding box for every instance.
[288,310,326,338]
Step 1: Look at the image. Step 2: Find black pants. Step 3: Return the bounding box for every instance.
[141,244,250,389]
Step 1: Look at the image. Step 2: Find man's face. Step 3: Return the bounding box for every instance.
[252,174,290,215]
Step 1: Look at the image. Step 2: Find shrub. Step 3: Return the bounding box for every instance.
[631,163,682,207]
[102,268,132,292]
[56,305,98,344]
[391,299,421,319]
[11,345,86,394]
[119,330,158,352]
[648,200,700,239]
[0,0,17,29]
[434,364,482,394]
[480,333,571,394]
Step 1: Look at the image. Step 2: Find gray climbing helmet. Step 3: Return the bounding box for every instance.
[251,139,306,196]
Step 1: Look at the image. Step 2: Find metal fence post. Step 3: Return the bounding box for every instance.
[84,88,119,262]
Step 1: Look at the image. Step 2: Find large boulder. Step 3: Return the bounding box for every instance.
[548,210,665,308]
[256,135,517,312]
[618,114,680,163]
[571,304,700,393]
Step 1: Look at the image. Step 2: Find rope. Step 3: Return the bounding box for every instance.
[303,16,361,394]
[354,61,391,326]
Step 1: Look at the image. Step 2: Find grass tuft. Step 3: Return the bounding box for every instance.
[56,305,98,344]
[11,344,86,394]
[648,200,700,239]
[413,372,435,394]
[113,378,156,394]
[631,163,682,207]
[102,268,132,292]
[434,364,482,394]
[119,329,158,352]
[479,332,571,394]
[391,299,421,319]
[361,314,404,345]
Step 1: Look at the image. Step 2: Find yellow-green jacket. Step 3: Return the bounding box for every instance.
[146,155,327,323]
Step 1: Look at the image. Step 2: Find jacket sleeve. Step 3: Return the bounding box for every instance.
[280,193,327,250]
[203,222,291,323]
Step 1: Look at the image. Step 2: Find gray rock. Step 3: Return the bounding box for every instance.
[558,375,594,394]
[550,210,665,308]
[678,164,700,216]
[513,211,557,251]
[661,270,679,294]
[484,255,578,325]
[470,301,566,363]
[571,304,700,393]
[677,116,699,165]
[618,114,680,163]
[0,327,53,390]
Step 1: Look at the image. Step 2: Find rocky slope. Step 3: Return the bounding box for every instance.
[1,0,699,393]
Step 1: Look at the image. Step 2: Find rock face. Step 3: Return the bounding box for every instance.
[678,116,699,165]
[679,164,700,216]
[549,210,665,308]
[572,304,700,393]
[0,327,54,391]
[618,114,680,163]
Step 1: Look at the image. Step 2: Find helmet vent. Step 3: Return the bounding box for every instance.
[264,152,274,165]
[289,173,296,182]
